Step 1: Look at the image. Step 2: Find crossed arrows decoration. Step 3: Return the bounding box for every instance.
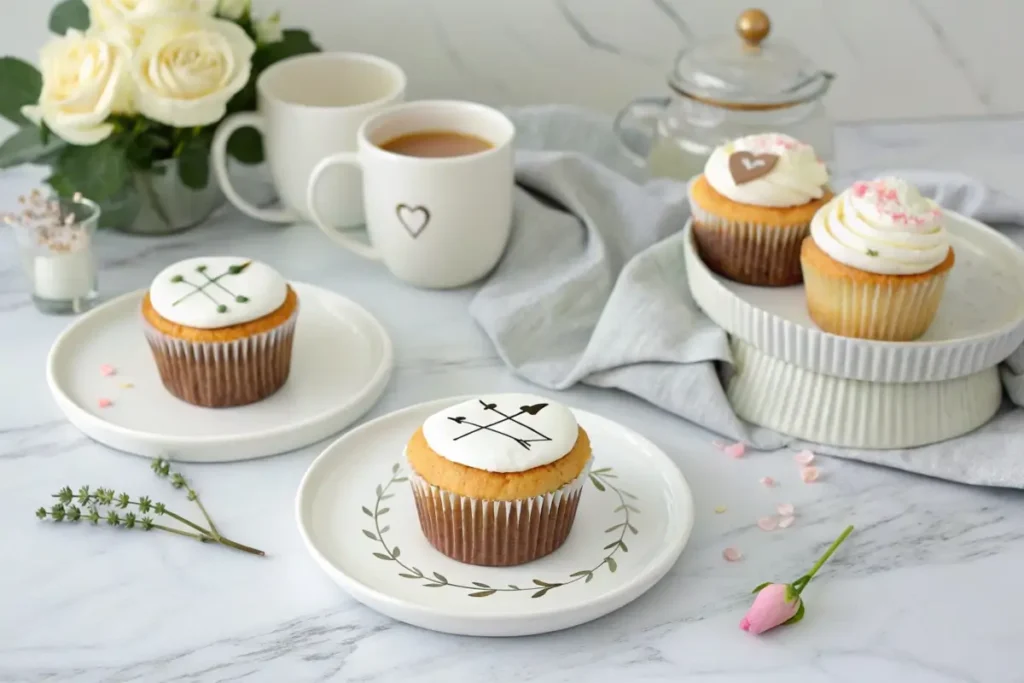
[448,400,551,450]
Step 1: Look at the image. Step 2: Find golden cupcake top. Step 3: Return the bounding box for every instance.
[148,256,287,329]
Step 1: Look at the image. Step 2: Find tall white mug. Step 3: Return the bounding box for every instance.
[306,101,516,288]
[211,52,406,228]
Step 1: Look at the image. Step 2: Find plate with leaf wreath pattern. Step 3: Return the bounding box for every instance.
[295,396,694,637]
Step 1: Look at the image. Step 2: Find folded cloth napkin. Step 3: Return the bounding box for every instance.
[470,106,1024,489]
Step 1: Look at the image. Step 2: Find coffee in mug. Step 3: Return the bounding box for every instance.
[306,100,515,288]
[379,131,494,158]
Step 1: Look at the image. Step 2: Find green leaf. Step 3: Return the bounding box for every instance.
[391,546,401,558]
[0,58,42,127]
[507,584,520,590]
[605,523,625,533]
[225,126,264,165]
[398,573,420,579]
[411,567,424,577]
[626,523,638,535]
[783,600,805,625]
[471,582,491,588]
[589,475,606,492]
[362,530,377,541]
[49,0,90,35]
[621,490,639,501]
[177,136,210,190]
[532,579,555,587]
[569,571,591,578]
[375,485,383,498]
[432,572,448,584]
[0,126,65,169]
[469,590,497,598]
[380,494,394,501]
[361,506,373,517]
[36,507,47,519]
[606,557,618,573]
[372,552,393,561]
[379,525,390,534]
[423,583,445,588]
[392,463,400,474]
[393,477,409,483]
[751,582,772,594]
[57,140,130,202]
[604,542,619,550]
[531,588,551,598]
[377,508,390,516]
[591,467,612,474]
[619,541,629,553]
[585,573,594,583]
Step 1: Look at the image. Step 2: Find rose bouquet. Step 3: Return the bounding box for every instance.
[0,0,319,229]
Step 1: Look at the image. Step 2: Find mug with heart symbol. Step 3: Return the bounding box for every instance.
[306,100,516,289]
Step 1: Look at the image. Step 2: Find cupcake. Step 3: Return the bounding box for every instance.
[406,394,592,566]
[801,177,954,341]
[141,257,299,407]
[689,133,832,286]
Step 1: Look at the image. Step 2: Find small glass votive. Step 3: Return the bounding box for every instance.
[8,191,101,315]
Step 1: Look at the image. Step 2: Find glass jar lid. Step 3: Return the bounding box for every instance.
[668,9,833,110]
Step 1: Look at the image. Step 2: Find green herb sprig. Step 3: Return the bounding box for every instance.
[35,458,264,556]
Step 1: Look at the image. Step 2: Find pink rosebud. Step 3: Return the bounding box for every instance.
[740,583,801,635]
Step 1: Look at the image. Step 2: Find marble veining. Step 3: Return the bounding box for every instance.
[1,118,1024,682]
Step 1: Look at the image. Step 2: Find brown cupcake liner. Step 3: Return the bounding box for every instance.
[802,262,950,341]
[142,308,298,408]
[409,458,591,567]
[689,188,811,286]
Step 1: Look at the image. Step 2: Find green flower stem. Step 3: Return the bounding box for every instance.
[793,525,854,595]
[52,494,211,537]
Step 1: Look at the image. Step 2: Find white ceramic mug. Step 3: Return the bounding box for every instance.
[211,52,406,228]
[306,100,516,288]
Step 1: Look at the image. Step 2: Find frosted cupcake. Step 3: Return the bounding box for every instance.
[801,177,954,341]
[141,257,299,407]
[406,394,592,566]
[689,133,832,286]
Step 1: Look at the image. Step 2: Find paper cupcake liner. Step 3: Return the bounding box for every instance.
[688,190,811,286]
[802,264,949,341]
[143,308,298,408]
[409,459,591,567]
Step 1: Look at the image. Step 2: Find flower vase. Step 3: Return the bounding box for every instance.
[105,158,225,236]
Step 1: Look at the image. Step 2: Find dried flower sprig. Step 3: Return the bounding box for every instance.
[4,188,91,253]
[36,458,264,556]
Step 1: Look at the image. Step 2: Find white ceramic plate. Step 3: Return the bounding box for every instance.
[684,211,1024,383]
[46,282,393,462]
[295,397,694,637]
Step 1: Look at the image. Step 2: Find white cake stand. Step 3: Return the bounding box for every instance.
[684,212,1024,448]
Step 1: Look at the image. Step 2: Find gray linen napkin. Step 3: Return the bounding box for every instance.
[470,106,1024,489]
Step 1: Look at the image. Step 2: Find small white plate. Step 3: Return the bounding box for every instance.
[46,282,393,462]
[296,397,694,637]
[685,211,1024,382]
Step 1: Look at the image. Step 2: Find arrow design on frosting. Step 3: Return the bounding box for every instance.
[448,400,552,450]
[169,261,252,314]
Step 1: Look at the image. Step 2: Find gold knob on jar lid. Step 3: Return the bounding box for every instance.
[736,8,770,47]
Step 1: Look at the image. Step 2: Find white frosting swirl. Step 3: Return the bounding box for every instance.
[149,256,288,328]
[422,394,579,473]
[810,177,950,275]
[704,133,829,207]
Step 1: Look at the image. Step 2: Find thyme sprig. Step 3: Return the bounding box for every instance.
[36,458,264,556]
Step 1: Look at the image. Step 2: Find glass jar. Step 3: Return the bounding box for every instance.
[613,9,835,181]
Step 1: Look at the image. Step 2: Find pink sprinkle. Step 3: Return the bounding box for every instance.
[97,398,113,408]
[757,516,779,531]
[100,364,116,377]
[724,442,746,459]
[776,503,795,516]
[801,466,821,483]
[760,476,776,487]
[778,516,796,529]
[794,450,815,465]
[723,547,743,562]
[852,182,868,197]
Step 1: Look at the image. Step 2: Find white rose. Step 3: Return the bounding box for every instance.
[254,11,283,45]
[132,14,256,127]
[21,29,132,146]
[217,0,250,20]
[87,0,217,49]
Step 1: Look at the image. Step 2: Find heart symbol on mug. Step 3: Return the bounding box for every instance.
[728,151,780,184]
[396,204,430,238]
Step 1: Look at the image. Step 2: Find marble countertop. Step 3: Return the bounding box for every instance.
[2,115,1024,683]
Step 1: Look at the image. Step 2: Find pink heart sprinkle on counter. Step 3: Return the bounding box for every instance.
[757,516,779,531]
[778,516,796,529]
[724,442,746,458]
[722,547,743,562]
[97,398,112,408]
[100,364,116,377]
[760,476,776,487]
[801,466,821,483]
[794,450,815,465]
[776,503,795,517]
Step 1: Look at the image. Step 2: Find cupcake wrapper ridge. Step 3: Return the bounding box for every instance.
[143,307,298,408]
[409,459,591,567]
[689,188,811,287]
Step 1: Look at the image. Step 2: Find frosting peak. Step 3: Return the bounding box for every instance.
[149,257,288,329]
[704,133,829,207]
[810,177,950,275]
[421,394,579,473]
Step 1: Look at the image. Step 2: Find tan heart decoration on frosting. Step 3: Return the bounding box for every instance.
[729,151,780,184]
